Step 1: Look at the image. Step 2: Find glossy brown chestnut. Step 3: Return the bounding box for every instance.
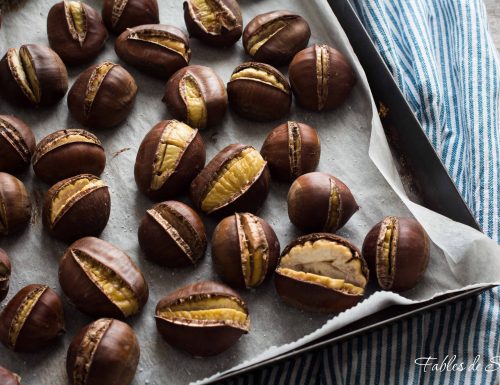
[0,366,21,385]
[287,172,358,233]
[59,237,149,318]
[33,129,106,184]
[261,121,321,182]
[47,1,108,65]
[274,233,369,313]
[66,318,140,385]
[362,216,430,292]
[0,249,11,302]
[0,284,65,352]
[227,62,291,121]
[0,172,31,236]
[134,120,205,200]
[183,0,242,47]
[115,24,191,79]
[68,61,138,129]
[212,213,280,289]
[243,11,310,66]
[102,0,159,34]
[42,174,110,242]
[0,44,68,107]
[155,280,249,356]
[163,65,227,129]
[289,44,356,111]
[0,115,36,174]
[190,144,271,217]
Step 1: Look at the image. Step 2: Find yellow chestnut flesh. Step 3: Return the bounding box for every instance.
[230,67,286,92]
[247,20,287,55]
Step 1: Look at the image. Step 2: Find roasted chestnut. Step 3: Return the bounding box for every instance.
[47,1,108,65]
[115,24,190,79]
[260,121,320,182]
[274,233,369,313]
[0,115,36,174]
[59,236,149,318]
[0,44,68,107]
[43,174,110,242]
[155,281,249,356]
[68,61,138,129]
[0,172,31,236]
[362,216,430,292]
[0,284,65,352]
[102,0,159,35]
[134,120,205,200]
[190,144,270,217]
[212,213,280,289]
[0,366,21,385]
[0,249,11,302]
[163,65,227,129]
[66,318,140,385]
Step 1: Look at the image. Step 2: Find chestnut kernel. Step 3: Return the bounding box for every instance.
[274,233,369,313]
[102,0,159,35]
[155,280,249,356]
[138,200,207,267]
[287,172,358,233]
[0,284,65,352]
[59,237,149,318]
[212,213,280,289]
[0,249,11,302]
[0,115,36,174]
[362,216,430,292]
[66,318,140,385]
[0,172,32,236]
[0,366,21,385]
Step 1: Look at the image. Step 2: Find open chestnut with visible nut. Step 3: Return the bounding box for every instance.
[0,249,11,302]
[362,216,430,292]
[0,172,32,236]
[0,115,36,174]
[102,0,159,35]
[155,280,250,356]
[0,366,20,385]
[274,233,369,313]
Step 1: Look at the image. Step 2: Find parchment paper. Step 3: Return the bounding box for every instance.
[0,1,499,384]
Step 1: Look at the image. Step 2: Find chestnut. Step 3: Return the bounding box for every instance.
[0,172,32,236]
[155,281,249,356]
[163,65,227,129]
[0,44,68,107]
[243,11,310,66]
[134,120,205,201]
[66,318,140,385]
[0,284,65,352]
[115,24,191,79]
[138,201,207,267]
[183,0,242,47]
[0,115,36,174]
[261,121,321,182]
[0,249,11,302]
[287,172,358,233]
[102,0,159,35]
[42,174,110,242]
[362,216,430,292]
[47,1,108,65]
[190,144,270,217]
[68,61,138,129]
[227,62,291,121]
[212,213,280,289]
[274,233,369,313]
[33,129,106,184]
[0,366,20,385]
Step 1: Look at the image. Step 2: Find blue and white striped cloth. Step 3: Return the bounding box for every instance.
[222,0,500,384]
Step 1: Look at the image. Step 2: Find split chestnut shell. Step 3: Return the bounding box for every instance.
[0,249,12,302]
[102,0,159,35]
[0,115,36,174]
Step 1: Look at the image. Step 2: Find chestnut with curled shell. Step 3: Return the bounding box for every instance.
[0,115,36,174]
[102,0,159,35]
[0,172,32,236]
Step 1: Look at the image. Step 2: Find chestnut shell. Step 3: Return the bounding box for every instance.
[0,172,32,236]
[102,0,159,35]
[0,115,36,174]
[0,249,12,302]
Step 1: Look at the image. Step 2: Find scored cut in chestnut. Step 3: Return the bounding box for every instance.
[0,115,36,174]
[155,280,250,356]
[138,200,207,267]
[190,144,271,217]
[0,284,65,352]
[0,249,11,302]
[68,61,138,129]
[287,172,358,233]
[134,120,206,201]
[59,236,149,318]
[115,24,191,79]
[227,62,292,121]
[289,44,356,111]
[212,213,280,289]
[0,44,68,107]
[183,0,243,47]
[47,1,108,65]
[66,318,140,385]
[260,121,321,182]
[102,0,159,35]
[163,65,227,129]
[274,233,369,313]
[0,172,32,236]
[33,129,106,184]
[0,366,21,385]
[42,174,110,242]
[362,216,430,292]
[243,10,311,66]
